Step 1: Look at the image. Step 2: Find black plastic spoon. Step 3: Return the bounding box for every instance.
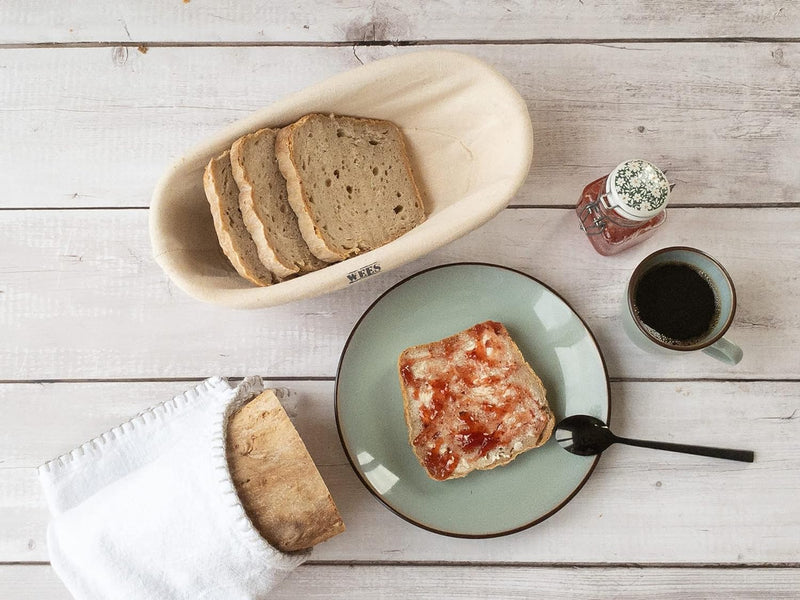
[555,414,754,463]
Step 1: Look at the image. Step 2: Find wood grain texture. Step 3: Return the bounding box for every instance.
[3,4,799,596]
[1,207,797,380]
[2,380,797,564]
[2,564,799,599]
[2,44,799,208]
[2,1,800,43]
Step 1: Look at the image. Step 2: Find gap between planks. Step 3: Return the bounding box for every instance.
[3,38,800,50]
[2,205,800,212]
[0,377,337,384]
[2,561,799,568]
[2,377,800,385]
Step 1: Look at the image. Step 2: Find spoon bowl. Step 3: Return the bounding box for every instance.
[555,414,754,463]
[555,414,614,456]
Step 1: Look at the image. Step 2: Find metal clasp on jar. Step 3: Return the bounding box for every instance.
[578,192,613,235]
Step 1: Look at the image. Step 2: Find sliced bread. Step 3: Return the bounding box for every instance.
[203,151,274,287]
[227,389,345,552]
[398,321,555,481]
[275,113,426,262]
[230,128,327,279]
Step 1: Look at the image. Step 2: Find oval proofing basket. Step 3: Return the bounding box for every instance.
[150,50,533,308]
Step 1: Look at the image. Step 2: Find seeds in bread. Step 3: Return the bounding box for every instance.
[226,390,345,552]
[275,113,426,262]
[230,128,327,279]
[398,321,555,481]
[203,151,274,287]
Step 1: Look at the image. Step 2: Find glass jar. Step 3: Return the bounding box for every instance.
[576,159,670,256]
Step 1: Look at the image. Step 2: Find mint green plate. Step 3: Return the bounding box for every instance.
[335,263,610,537]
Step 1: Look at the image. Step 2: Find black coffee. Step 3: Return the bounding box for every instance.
[634,263,718,343]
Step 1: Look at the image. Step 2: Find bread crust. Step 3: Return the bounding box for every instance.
[207,112,428,281]
[398,321,555,481]
[231,129,300,279]
[226,390,345,552]
[275,116,344,262]
[203,151,273,287]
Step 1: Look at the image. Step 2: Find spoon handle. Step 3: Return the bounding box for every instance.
[614,436,754,463]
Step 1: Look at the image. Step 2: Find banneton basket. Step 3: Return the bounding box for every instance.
[149,50,533,309]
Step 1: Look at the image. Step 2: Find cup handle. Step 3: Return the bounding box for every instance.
[702,337,743,365]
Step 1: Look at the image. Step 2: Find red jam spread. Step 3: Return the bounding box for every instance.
[399,321,547,480]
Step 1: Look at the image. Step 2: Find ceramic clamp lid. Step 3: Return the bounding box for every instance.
[605,159,670,221]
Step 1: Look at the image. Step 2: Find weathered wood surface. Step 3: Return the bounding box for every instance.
[1,207,797,380]
[2,1,800,43]
[2,564,799,600]
[1,44,799,209]
[2,380,797,564]
[3,1,799,597]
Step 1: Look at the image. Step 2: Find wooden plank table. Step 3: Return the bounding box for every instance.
[2,2,799,598]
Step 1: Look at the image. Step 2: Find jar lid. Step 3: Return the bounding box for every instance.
[605,159,670,221]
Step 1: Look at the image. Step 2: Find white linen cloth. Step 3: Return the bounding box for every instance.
[38,376,307,600]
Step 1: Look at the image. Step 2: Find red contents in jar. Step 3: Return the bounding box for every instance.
[576,175,667,256]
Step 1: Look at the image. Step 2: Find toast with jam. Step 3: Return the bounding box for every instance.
[398,321,555,481]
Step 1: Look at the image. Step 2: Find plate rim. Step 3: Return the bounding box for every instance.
[334,261,612,538]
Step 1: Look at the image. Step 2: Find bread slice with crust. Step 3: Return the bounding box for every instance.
[203,150,274,287]
[398,321,555,481]
[275,113,426,262]
[226,389,345,552]
[230,127,327,279]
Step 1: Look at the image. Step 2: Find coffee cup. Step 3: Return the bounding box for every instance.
[622,247,743,365]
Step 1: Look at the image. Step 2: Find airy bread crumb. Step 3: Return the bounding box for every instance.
[275,113,426,262]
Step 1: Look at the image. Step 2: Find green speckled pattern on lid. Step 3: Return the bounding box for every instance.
[335,263,610,538]
[608,159,670,220]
